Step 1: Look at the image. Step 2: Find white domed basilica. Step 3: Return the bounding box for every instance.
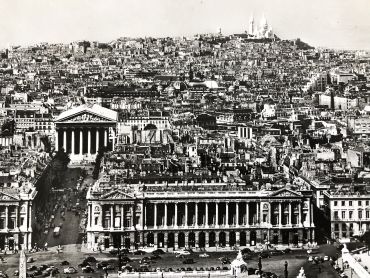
[248,14,274,39]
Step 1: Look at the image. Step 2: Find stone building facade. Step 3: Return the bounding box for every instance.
[86,180,315,250]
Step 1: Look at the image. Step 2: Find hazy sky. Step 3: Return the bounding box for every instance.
[0,0,369,50]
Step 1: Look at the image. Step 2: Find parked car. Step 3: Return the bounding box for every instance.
[133,250,146,255]
[27,266,37,272]
[32,270,42,277]
[174,250,191,256]
[241,248,253,254]
[96,262,109,269]
[82,266,94,273]
[78,260,91,268]
[199,253,210,258]
[270,250,284,256]
[103,264,115,271]
[63,267,77,274]
[61,261,69,266]
[85,256,97,262]
[152,249,165,255]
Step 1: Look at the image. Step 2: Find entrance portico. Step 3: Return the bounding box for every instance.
[55,104,118,161]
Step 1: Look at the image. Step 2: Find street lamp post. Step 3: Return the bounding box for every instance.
[258,255,262,277]
[284,261,288,278]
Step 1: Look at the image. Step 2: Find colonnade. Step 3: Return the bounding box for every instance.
[147,201,304,229]
[87,204,137,230]
[55,126,110,155]
[0,204,32,250]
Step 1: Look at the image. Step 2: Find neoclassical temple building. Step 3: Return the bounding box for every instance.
[54,104,118,160]
[86,178,315,250]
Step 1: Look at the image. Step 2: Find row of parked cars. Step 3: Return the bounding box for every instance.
[20,256,118,277]
[240,247,292,259]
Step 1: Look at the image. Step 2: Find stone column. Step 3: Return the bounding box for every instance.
[215,202,219,227]
[79,129,83,155]
[185,203,188,227]
[195,203,198,226]
[236,231,240,247]
[246,203,249,226]
[130,206,134,229]
[63,129,67,151]
[144,205,147,229]
[279,203,282,226]
[87,204,91,227]
[236,202,239,227]
[310,202,314,226]
[104,129,108,147]
[110,206,114,229]
[205,203,209,227]
[55,130,59,151]
[87,128,91,155]
[71,129,75,155]
[5,206,8,230]
[298,203,302,226]
[154,203,157,228]
[256,203,260,224]
[121,205,124,230]
[164,203,168,228]
[15,206,18,229]
[288,202,292,225]
[225,202,229,227]
[174,203,178,227]
[96,129,100,154]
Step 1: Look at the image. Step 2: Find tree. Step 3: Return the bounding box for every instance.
[361,231,370,254]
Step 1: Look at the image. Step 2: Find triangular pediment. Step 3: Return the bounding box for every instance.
[269,188,302,198]
[0,192,19,201]
[56,104,118,122]
[56,111,115,123]
[100,190,134,200]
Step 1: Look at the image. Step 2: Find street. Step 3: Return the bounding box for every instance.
[34,167,92,248]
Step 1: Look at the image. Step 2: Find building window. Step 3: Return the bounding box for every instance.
[334,224,339,231]
[349,201,352,206]
[349,211,353,219]
[359,211,363,219]
[367,211,370,219]
[342,211,346,219]
[359,201,362,206]
[334,201,337,206]
[342,201,345,206]
[334,211,339,219]
[367,201,369,206]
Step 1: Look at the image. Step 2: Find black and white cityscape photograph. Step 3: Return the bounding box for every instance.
[0,0,370,277]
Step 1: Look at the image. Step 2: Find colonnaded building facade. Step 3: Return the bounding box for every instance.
[54,104,118,161]
[86,178,315,250]
[0,185,36,250]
